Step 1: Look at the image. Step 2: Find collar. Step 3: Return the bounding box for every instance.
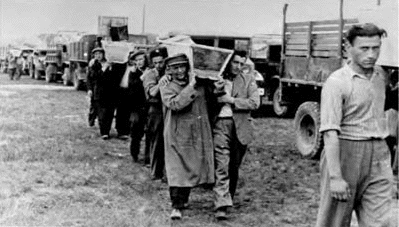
[344,64,379,80]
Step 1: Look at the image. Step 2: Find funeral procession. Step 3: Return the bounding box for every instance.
[0,0,397,226]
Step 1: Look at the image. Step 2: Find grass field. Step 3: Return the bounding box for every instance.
[0,74,397,227]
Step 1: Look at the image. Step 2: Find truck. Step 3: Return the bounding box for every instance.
[64,34,98,90]
[272,2,398,159]
[44,44,68,83]
[63,16,156,90]
[30,49,50,80]
[0,46,10,73]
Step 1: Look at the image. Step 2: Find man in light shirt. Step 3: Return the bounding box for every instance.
[315,23,393,227]
[212,50,260,220]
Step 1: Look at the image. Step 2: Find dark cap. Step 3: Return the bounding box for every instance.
[129,50,146,60]
[164,53,189,66]
[149,46,168,59]
[91,47,105,54]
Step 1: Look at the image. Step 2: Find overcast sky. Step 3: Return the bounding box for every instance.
[0,0,387,44]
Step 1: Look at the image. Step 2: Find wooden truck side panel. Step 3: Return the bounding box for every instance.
[281,18,358,85]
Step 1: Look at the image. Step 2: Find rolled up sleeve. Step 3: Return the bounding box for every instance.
[319,77,343,133]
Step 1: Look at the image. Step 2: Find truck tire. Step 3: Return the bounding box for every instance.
[273,87,289,117]
[63,68,72,86]
[73,72,82,90]
[29,66,34,78]
[45,65,56,83]
[294,101,323,159]
[34,69,41,80]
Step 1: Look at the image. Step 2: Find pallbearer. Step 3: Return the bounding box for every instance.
[160,53,215,220]
[141,46,168,180]
[87,47,118,140]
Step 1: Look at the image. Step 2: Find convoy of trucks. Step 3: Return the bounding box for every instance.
[2,3,396,161]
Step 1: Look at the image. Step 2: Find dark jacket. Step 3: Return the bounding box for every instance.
[87,60,120,106]
[113,63,146,113]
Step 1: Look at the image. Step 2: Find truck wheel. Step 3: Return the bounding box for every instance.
[73,72,82,90]
[45,64,58,83]
[294,101,323,159]
[273,87,289,117]
[63,68,72,86]
[34,69,41,80]
[29,67,34,78]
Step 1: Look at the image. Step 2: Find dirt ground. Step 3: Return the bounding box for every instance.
[0,73,397,227]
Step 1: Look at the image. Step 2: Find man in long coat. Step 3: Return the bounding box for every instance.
[160,53,215,220]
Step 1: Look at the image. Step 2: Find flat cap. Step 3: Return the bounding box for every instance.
[149,46,168,59]
[129,50,146,60]
[164,53,189,66]
[91,47,105,54]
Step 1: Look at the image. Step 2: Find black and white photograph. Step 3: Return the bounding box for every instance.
[0,0,398,226]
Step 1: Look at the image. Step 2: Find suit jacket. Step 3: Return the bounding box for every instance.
[212,73,260,145]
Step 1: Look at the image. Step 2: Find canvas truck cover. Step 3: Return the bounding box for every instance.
[160,36,233,81]
[101,40,154,63]
[98,16,128,38]
[358,0,398,67]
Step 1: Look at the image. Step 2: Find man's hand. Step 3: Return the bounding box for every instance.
[159,74,171,87]
[189,75,197,87]
[214,79,225,95]
[87,90,93,98]
[217,93,235,104]
[330,177,351,201]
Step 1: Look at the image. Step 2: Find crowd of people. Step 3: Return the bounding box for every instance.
[83,23,396,226]
[86,44,260,220]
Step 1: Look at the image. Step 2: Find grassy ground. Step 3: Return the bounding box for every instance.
[0,74,397,227]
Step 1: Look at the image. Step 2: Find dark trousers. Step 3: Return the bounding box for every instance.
[170,187,191,209]
[98,104,116,136]
[144,130,151,165]
[147,108,165,178]
[130,111,145,161]
[213,118,247,209]
[88,98,98,126]
[115,88,131,136]
[8,68,18,80]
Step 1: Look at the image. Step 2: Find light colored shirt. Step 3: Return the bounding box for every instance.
[120,65,134,88]
[319,64,389,140]
[218,79,233,118]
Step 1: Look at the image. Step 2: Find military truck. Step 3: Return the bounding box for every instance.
[273,3,398,159]
[0,46,10,73]
[63,34,98,90]
[44,44,68,83]
[275,4,358,158]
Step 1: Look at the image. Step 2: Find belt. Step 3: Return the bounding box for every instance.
[217,116,233,119]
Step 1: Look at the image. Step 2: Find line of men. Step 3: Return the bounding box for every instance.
[85,22,397,225]
[86,45,260,220]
